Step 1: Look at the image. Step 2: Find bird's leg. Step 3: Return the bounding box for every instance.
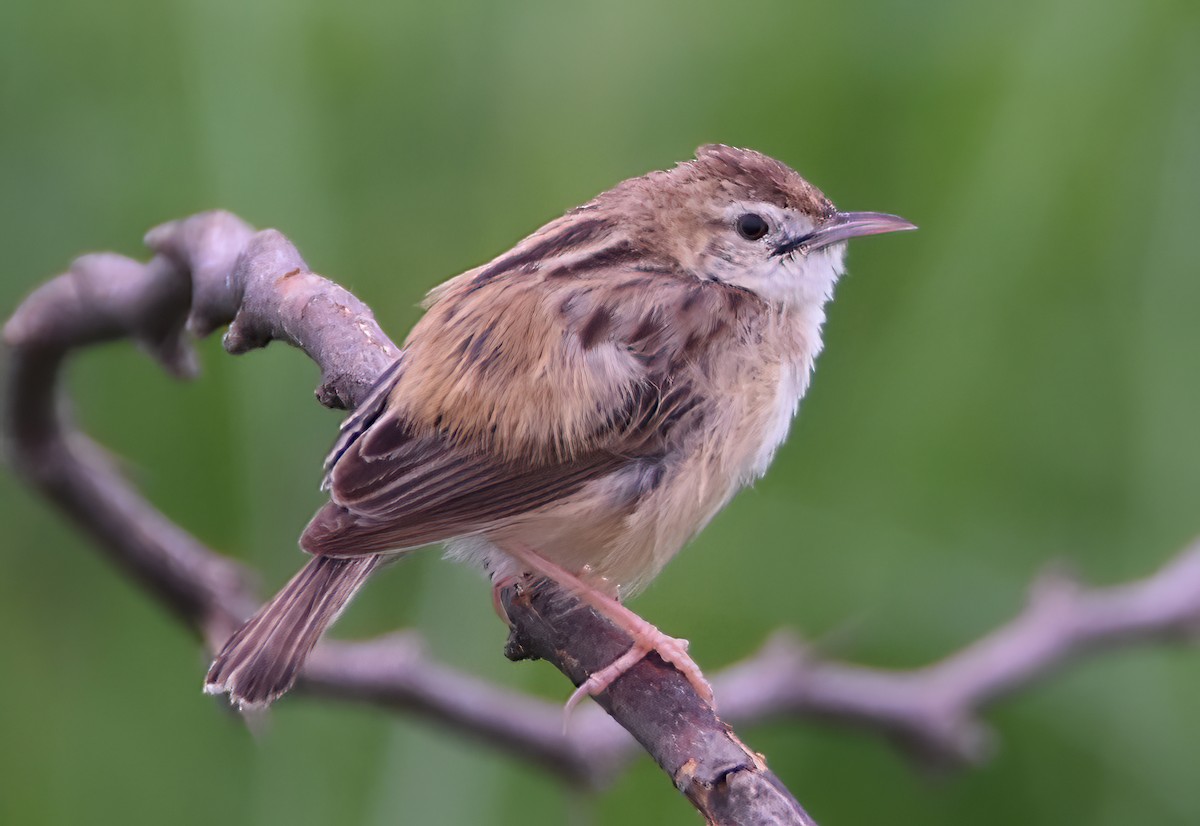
[490,573,520,623]
[500,543,714,718]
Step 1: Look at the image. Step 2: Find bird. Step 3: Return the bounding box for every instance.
[204,144,915,712]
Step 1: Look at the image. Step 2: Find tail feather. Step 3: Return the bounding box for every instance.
[205,555,379,709]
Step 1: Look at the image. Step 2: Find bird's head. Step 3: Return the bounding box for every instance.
[601,144,915,308]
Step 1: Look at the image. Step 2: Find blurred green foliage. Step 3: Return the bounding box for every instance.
[2,0,1199,823]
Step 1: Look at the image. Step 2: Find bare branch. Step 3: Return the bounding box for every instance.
[7,210,1200,823]
[705,544,1200,767]
[2,212,812,823]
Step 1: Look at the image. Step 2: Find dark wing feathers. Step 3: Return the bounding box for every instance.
[322,355,406,485]
[302,401,628,557]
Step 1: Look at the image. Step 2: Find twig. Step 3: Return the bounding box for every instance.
[6,210,1200,822]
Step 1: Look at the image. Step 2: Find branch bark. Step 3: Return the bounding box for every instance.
[6,210,1200,822]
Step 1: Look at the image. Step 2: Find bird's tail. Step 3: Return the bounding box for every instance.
[205,555,379,709]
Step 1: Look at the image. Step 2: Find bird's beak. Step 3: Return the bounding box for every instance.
[774,211,917,256]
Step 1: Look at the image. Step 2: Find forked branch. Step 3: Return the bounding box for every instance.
[6,211,1199,823]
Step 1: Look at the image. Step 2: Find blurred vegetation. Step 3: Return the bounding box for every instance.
[2,0,1198,823]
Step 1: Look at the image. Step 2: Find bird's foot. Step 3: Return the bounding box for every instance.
[564,621,713,722]
[497,542,715,726]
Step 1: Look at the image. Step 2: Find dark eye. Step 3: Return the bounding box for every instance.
[735,213,769,241]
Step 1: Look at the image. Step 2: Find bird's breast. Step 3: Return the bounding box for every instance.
[601,308,823,592]
[706,304,822,487]
[479,304,823,598]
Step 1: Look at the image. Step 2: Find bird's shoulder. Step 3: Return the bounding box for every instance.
[392,246,768,463]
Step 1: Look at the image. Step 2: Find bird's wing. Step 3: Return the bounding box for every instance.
[302,402,632,555]
[301,260,723,558]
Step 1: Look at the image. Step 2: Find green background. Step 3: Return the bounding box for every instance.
[2,1,1199,823]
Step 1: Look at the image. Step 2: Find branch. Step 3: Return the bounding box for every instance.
[2,212,813,824]
[724,547,1200,766]
[7,211,1200,822]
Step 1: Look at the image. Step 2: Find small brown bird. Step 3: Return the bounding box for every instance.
[205,145,914,711]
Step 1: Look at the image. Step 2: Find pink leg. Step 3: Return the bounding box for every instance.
[501,543,715,717]
[490,573,520,623]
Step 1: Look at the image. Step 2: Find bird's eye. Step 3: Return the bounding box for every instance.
[735,213,769,241]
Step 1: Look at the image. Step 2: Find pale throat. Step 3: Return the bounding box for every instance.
[740,243,847,309]
[743,246,848,479]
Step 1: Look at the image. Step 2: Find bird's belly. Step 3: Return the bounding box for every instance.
[476,465,677,597]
